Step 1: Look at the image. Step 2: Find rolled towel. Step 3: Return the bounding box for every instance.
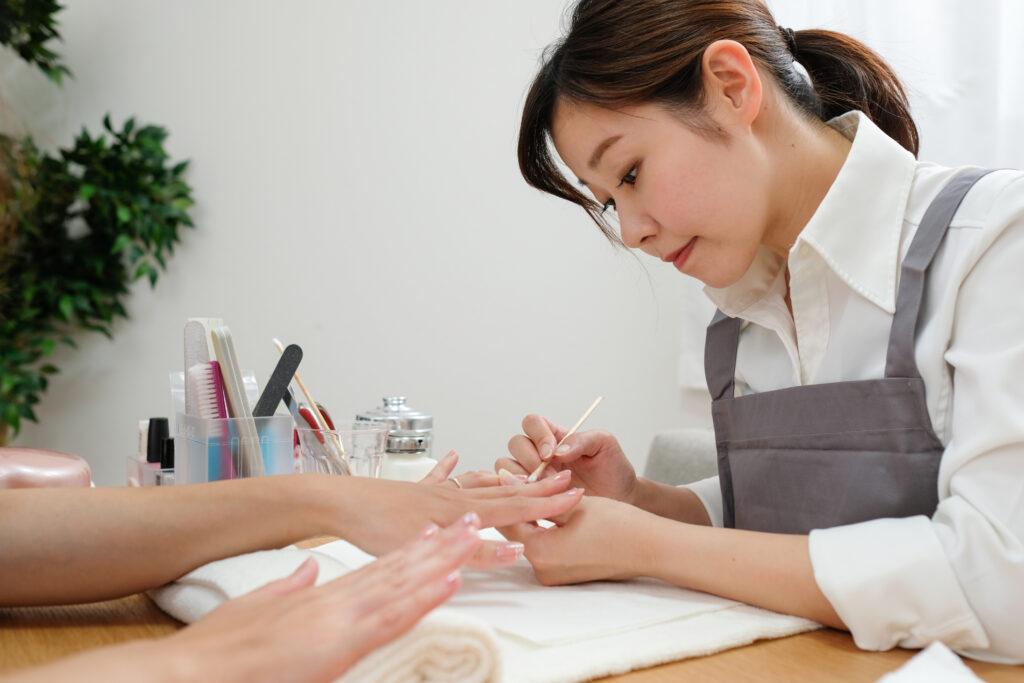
[149,547,500,683]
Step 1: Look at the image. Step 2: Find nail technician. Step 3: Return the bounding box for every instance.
[498,0,1024,664]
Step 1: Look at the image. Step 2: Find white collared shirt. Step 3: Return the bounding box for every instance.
[685,111,1024,663]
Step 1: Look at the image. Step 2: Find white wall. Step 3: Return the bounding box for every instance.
[7,1,711,485]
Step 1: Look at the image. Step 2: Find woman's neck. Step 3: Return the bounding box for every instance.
[762,113,853,262]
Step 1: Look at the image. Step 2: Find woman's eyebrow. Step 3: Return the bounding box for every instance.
[576,134,624,187]
[588,135,622,170]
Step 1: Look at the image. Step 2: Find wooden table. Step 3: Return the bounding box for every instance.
[2,538,1020,682]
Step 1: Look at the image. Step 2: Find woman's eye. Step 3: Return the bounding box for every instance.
[601,198,617,214]
[618,165,638,187]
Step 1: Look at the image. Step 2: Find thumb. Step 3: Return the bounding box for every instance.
[248,557,319,600]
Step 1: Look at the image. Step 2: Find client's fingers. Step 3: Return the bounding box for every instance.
[476,487,583,528]
[467,539,526,568]
[419,450,459,484]
[451,470,501,489]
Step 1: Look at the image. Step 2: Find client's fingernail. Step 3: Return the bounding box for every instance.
[564,487,581,495]
[553,470,571,481]
[445,449,458,461]
[446,570,461,586]
[515,474,528,482]
[497,542,525,561]
[539,443,553,460]
[421,523,440,538]
[554,444,571,456]
[498,468,519,485]
[461,512,481,528]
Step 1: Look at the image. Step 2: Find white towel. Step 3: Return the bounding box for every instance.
[876,642,983,683]
[151,535,818,682]
[149,547,500,683]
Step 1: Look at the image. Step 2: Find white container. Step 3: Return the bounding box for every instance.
[381,451,438,482]
[356,397,436,482]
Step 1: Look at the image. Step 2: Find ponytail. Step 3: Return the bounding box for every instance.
[787,28,919,156]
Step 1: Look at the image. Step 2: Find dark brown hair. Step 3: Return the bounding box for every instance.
[518,0,919,241]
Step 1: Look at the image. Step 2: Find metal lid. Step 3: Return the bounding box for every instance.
[356,397,432,453]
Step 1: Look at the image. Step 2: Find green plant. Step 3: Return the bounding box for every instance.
[0,119,193,439]
[0,0,71,83]
[0,3,193,442]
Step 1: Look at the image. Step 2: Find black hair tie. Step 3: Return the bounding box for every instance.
[779,26,798,55]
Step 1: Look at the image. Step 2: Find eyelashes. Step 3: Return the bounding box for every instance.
[600,164,638,215]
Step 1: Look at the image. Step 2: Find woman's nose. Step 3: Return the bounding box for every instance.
[618,204,658,250]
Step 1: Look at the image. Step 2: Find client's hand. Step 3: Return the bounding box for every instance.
[171,515,482,682]
[5,516,482,683]
[327,461,583,569]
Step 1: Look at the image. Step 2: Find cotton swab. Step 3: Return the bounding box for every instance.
[526,396,604,483]
[272,338,349,472]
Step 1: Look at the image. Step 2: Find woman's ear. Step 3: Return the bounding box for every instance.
[701,39,763,129]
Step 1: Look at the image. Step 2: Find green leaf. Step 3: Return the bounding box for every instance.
[79,183,97,200]
[40,364,59,375]
[116,204,132,223]
[111,233,132,254]
[58,296,74,321]
[40,338,55,355]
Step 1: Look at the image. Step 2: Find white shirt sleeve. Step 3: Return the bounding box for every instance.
[682,475,724,528]
[809,179,1024,664]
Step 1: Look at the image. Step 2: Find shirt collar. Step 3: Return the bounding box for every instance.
[705,111,918,316]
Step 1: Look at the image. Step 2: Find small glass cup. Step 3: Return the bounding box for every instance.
[295,422,387,478]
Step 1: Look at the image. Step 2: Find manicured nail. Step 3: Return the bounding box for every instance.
[553,469,571,481]
[515,474,528,482]
[444,450,458,461]
[564,487,581,495]
[539,443,554,460]
[498,468,518,483]
[554,443,571,456]
[496,542,525,561]
[421,523,439,538]
[446,570,461,586]
[461,512,481,528]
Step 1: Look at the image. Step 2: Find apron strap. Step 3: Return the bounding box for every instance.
[885,168,995,379]
[705,309,742,401]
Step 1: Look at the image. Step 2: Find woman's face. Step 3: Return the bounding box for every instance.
[550,98,773,289]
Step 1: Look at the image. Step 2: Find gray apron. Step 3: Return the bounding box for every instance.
[705,168,993,534]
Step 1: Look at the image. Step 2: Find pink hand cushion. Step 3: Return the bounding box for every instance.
[0,447,92,488]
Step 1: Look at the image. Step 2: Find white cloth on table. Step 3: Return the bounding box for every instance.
[876,642,983,683]
[150,531,818,682]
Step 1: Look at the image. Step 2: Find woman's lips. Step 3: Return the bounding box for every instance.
[663,237,697,271]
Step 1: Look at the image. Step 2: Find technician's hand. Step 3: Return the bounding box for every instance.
[166,515,481,683]
[496,414,639,503]
[501,496,651,586]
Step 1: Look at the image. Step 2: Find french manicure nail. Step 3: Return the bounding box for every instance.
[421,523,440,538]
[554,469,571,481]
[554,444,571,456]
[539,443,553,460]
[446,570,461,585]
[564,487,581,495]
[496,542,525,561]
[498,468,518,484]
[515,474,528,482]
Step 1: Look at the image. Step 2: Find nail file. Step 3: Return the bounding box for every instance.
[253,344,303,418]
[211,326,264,477]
